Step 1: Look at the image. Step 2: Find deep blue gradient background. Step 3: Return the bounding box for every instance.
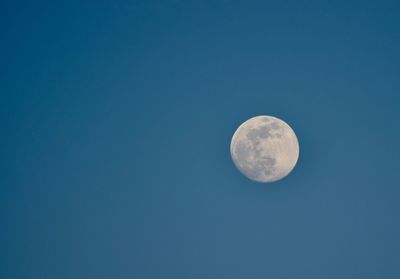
[1,1,400,278]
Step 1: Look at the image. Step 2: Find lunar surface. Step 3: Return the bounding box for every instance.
[230,115,299,183]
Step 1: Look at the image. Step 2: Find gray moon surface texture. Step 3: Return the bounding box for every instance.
[230,115,299,183]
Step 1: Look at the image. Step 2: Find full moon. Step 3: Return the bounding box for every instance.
[230,115,299,183]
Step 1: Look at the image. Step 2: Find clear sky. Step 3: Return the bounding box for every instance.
[1,1,400,278]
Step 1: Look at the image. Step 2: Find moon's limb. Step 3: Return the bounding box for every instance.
[230,115,299,183]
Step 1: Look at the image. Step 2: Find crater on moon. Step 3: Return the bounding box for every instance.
[230,115,299,183]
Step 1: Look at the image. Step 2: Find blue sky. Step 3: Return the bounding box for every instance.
[1,1,400,278]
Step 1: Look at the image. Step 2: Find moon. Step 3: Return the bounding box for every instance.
[230,115,299,183]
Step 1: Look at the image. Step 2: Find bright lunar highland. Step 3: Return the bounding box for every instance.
[230,115,299,183]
